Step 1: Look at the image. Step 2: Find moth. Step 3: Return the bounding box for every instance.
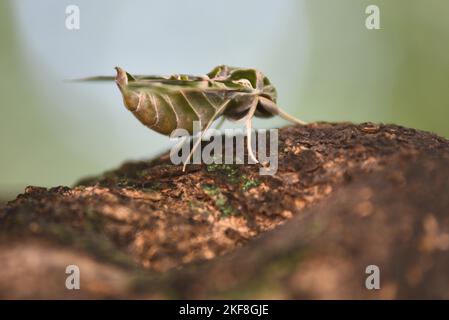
[81,65,306,171]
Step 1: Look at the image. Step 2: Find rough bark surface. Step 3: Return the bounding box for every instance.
[1,122,448,299]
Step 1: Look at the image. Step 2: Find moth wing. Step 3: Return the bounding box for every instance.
[126,78,253,96]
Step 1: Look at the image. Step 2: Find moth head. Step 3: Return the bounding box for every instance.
[115,67,136,88]
[115,67,139,111]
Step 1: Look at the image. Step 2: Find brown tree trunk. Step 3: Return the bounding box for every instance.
[1,122,448,299]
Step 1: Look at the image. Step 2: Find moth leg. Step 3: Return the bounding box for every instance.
[258,96,307,126]
[214,116,226,131]
[245,117,259,164]
[277,108,307,125]
[182,100,230,172]
[244,98,259,164]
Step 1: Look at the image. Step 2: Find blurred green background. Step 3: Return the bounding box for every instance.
[1,0,448,202]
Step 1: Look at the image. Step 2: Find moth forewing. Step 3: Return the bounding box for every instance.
[164,92,199,134]
[182,91,217,130]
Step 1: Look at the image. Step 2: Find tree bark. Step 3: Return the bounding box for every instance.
[1,122,449,299]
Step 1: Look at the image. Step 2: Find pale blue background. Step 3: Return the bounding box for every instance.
[1,0,449,200]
